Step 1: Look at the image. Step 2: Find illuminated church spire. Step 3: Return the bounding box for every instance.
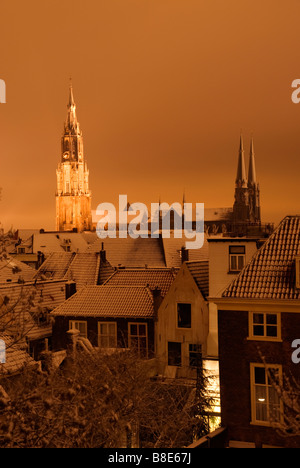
[56,82,92,232]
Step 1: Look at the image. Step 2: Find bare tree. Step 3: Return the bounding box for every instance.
[0,340,216,448]
[269,370,300,438]
[257,348,300,443]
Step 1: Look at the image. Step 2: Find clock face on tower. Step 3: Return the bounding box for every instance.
[63,152,69,160]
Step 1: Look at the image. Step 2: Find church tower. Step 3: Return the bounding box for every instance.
[232,134,261,227]
[56,82,92,231]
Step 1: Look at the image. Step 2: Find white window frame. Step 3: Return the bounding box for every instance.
[229,245,245,272]
[98,321,117,348]
[69,320,87,339]
[250,363,283,426]
[248,312,281,342]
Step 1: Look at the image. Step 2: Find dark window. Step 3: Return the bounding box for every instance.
[168,342,181,366]
[129,323,148,358]
[189,344,202,368]
[177,303,191,328]
[252,313,279,339]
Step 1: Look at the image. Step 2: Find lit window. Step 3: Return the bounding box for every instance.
[229,245,245,272]
[128,323,148,358]
[177,303,191,328]
[249,312,281,341]
[69,320,87,338]
[251,364,282,425]
[98,322,117,348]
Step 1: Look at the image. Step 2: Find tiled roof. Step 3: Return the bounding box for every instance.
[0,255,36,284]
[223,216,300,300]
[103,268,178,297]
[35,252,96,285]
[63,253,100,286]
[51,285,155,318]
[204,207,232,222]
[98,260,115,285]
[162,235,209,268]
[32,232,90,254]
[0,334,35,376]
[35,252,113,288]
[0,280,67,339]
[185,261,209,299]
[86,237,166,268]
[86,235,209,269]
[35,252,75,280]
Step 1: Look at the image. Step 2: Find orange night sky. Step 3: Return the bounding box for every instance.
[0,0,300,231]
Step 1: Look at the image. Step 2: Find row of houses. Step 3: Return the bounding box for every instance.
[1,216,300,447]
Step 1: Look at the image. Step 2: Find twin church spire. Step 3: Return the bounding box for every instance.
[233,134,261,226]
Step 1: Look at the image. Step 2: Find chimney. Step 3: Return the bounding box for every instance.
[37,251,45,269]
[181,246,189,263]
[65,281,77,300]
[100,242,106,263]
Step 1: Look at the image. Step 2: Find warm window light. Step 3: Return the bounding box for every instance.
[258,398,266,402]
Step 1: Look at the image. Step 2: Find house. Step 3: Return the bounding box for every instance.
[0,279,68,360]
[155,260,221,430]
[0,333,36,379]
[51,284,163,358]
[212,215,300,448]
[0,254,37,284]
[207,236,261,358]
[156,260,209,378]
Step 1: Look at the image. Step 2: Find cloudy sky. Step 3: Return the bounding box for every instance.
[0,0,300,231]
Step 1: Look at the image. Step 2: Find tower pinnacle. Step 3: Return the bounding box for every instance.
[248,136,257,185]
[235,134,247,187]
